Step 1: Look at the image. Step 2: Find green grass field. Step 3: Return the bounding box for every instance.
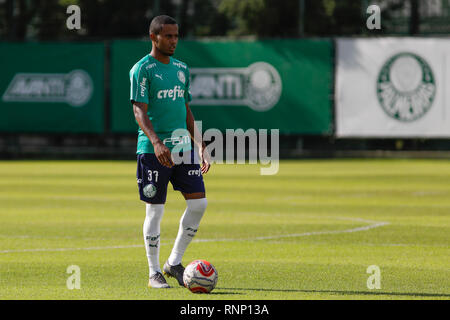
[0,159,449,300]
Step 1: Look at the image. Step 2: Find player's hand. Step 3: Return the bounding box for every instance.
[199,143,211,174]
[154,141,174,168]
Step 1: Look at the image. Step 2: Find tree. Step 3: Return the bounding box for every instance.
[0,0,434,40]
[218,0,298,37]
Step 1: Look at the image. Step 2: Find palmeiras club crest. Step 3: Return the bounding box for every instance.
[143,184,157,198]
[376,52,436,122]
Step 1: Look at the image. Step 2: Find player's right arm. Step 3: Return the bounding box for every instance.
[130,62,173,167]
[132,101,173,168]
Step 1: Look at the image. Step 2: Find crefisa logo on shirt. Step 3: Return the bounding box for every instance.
[156,85,185,101]
[140,77,147,97]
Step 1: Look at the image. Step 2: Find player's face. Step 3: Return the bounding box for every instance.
[153,24,179,56]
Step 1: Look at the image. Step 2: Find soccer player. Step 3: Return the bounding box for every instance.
[130,15,210,289]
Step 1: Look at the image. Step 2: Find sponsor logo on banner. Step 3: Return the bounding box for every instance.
[377,52,436,122]
[2,69,93,107]
[190,62,282,112]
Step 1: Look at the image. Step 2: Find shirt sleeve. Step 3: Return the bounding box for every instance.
[129,63,149,104]
[184,68,193,103]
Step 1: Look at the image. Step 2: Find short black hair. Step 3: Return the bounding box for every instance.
[149,15,177,35]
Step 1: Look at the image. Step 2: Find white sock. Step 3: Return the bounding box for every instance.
[143,203,165,277]
[168,198,207,266]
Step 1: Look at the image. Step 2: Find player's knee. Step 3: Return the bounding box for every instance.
[181,198,207,229]
[145,203,165,224]
[188,198,207,214]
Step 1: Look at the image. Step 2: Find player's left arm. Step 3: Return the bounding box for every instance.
[185,103,210,174]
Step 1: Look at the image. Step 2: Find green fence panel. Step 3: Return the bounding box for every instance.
[111,40,147,133]
[111,39,333,134]
[0,42,104,133]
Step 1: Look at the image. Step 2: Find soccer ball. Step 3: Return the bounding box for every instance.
[183,260,218,293]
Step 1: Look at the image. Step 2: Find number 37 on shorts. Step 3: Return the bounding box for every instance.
[136,151,205,204]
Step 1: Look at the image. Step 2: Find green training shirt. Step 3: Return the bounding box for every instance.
[130,54,192,154]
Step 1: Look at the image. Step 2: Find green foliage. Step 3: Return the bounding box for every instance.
[219,0,265,35]
[0,0,445,40]
[219,0,300,37]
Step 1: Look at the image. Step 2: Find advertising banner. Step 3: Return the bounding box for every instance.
[0,42,104,133]
[111,39,333,134]
[336,38,450,137]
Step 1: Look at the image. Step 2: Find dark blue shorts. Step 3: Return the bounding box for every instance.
[136,149,205,204]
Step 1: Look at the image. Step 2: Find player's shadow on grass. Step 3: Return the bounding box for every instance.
[219,287,450,298]
[210,291,243,295]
